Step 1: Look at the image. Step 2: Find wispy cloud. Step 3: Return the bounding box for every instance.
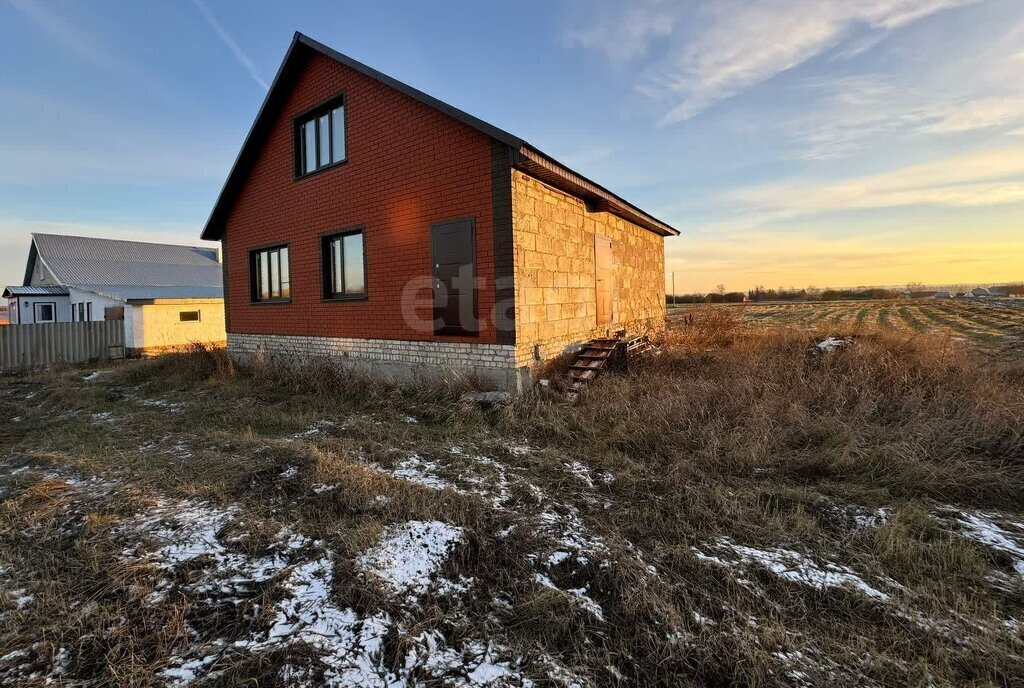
[788,78,1024,160]
[727,144,1024,219]
[187,0,268,90]
[570,0,981,124]
[3,0,118,71]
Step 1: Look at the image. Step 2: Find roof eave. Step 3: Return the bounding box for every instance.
[515,145,680,237]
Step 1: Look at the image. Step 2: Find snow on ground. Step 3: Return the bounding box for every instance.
[82,370,110,381]
[357,520,464,600]
[815,337,851,352]
[135,397,184,413]
[692,538,891,601]
[533,573,604,621]
[287,419,336,441]
[949,510,1024,576]
[32,476,585,687]
[378,453,456,491]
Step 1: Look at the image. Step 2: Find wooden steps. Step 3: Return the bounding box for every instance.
[564,333,659,403]
[564,337,623,402]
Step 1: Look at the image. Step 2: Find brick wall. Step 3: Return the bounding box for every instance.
[511,170,666,370]
[228,332,522,390]
[224,52,497,344]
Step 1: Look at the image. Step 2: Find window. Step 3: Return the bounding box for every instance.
[34,302,55,323]
[179,310,201,322]
[295,95,346,176]
[250,245,291,302]
[321,228,366,299]
[86,303,92,321]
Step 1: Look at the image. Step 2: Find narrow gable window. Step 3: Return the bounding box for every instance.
[250,245,291,302]
[321,228,366,300]
[179,310,201,322]
[296,95,346,177]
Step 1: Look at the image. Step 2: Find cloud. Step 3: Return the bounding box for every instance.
[187,0,268,90]
[727,144,1024,219]
[564,0,677,64]
[789,78,1024,159]
[3,0,118,71]
[571,0,981,124]
[918,97,1024,133]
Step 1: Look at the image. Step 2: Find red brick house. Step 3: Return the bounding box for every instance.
[202,33,678,390]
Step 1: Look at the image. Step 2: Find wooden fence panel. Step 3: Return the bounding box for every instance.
[0,321,125,373]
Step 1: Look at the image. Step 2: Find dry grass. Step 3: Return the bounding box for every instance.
[1,322,1023,687]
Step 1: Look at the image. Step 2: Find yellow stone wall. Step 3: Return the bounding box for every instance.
[511,170,666,371]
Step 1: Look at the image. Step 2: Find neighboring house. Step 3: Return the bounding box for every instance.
[987,285,1012,297]
[202,33,678,391]
[3,233,226,355]
[970,287,992,297]
[932,291,951,298]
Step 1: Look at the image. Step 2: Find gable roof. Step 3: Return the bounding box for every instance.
[25,234,223,298]
[201,32,679,241]
[3,285,69,298]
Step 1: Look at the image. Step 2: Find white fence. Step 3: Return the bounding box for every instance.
[0,321,125,373]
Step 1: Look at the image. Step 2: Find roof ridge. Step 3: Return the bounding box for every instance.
[32,232,215,252]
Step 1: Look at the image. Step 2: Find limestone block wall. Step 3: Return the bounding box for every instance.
[511,170,666,372]
[228,332,523,391]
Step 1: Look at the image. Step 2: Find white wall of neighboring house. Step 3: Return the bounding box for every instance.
[125,299,226,353]
[67,288,124,323]
[7,295,72,324]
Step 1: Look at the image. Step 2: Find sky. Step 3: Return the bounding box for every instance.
[1,0,1022,293]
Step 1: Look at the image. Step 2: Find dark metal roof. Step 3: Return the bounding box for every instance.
[201,32,679,240]
[3,285,70,297]
[28,233,222,290]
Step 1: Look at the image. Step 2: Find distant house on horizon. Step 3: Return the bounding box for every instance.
[3,233,226,355]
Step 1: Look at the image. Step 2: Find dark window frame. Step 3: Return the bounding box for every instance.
[34,301,56,323]
[320,226,368,301]
[293,92,348,179]
[248,244,292,304]
[179,310,201,322]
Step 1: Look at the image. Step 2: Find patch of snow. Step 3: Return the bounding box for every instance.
[10,589,33,609]
[533,573,605,621]
[82,370,110,381]
[952,511,1024,576]
[381,453,455,491]
[312,482,339,494]
[693,538,890,601]
[357,520,464,599]
[403,415,419,424]
[287,420,335,441]
[90,412,115,424]
[137,397,184,413]
[815,336,851,352]
[279,465,300,479]
[852,507,890,529]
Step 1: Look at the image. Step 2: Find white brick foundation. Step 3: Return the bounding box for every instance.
[228,332,528,392]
